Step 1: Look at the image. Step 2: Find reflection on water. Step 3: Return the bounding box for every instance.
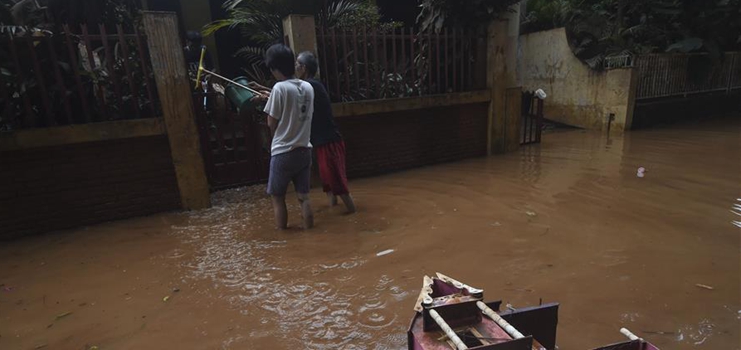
[0,116,738,350]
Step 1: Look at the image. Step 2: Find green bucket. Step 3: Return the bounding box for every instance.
[224,76,256,113]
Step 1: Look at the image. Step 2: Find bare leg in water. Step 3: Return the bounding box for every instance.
[271,196,288,229]
[339,193,356,213]
[298,192,314,229]
[327,191,338,206]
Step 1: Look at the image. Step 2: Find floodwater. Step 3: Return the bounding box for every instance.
[1,116,739,350]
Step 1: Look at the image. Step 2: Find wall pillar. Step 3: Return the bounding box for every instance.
[143,11,211,210]
[282,15,318,57]
[486,5,521,155]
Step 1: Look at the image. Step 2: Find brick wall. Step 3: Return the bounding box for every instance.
[337,103,489,178]
[0,135,181,240]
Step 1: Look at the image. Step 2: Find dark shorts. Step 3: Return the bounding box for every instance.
[267,147,312,196]
[316,140,349,195]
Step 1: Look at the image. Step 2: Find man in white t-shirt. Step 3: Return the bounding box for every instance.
[261,44,315,230]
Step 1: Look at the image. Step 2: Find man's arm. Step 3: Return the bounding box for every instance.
[267,115,278,137]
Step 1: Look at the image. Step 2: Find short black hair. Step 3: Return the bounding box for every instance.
[297,51,319,78]
[186,31,202,44]
[265,44,295,77]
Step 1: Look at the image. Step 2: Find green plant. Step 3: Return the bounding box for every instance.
[416,0,522,33]
[522,0,741,68]
[203,0,399,87]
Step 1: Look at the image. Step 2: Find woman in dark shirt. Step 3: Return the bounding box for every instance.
[296,51,356,213]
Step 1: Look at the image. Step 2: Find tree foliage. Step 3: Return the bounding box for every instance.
[522,0,741,68]
[204,0,399,85]
[416,0,522,33]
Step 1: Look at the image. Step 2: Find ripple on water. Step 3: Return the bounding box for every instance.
[170,190,406,350]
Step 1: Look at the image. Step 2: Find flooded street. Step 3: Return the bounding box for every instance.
[1,116,739,350]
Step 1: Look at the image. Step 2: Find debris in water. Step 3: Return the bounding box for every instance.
[637,167,646,178]
[526,211,537,217]
[695,283,714,290]
[34,344,47,349]
[376,249,395,257]
[163,295,171,302]
[490,222,501,227]
[173,288,180,293]
[88,346,99,350]
[55,311,72,320]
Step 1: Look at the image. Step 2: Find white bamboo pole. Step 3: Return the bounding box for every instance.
[620,328,642,342]
[428,309,468,350]
[199,68,265,96]
[476,301,525,339]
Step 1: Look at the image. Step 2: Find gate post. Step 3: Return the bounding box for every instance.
[283,15,318,58]
[143,11,211,210]
[486,4,520,155]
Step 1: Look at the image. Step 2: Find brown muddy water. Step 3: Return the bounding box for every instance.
[1,116,739,350]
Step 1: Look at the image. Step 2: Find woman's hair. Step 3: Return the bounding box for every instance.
[297,51,319,77]
[265,44,296,77]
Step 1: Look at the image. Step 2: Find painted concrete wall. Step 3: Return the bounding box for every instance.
[520,28,636,131]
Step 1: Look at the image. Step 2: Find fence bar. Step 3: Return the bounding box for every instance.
[46,38,72,124]
[99,24,125,113]
[459,28,465,91]
[468,31,474,90]
[452,28,457,92]
[341,29,351,99]
[8,34,35,126]
[352,28,360,95]
[134,26,157,117]
[229,103,239,163]
[25,36,54,125]
[410,30,416,84]
[117,24,141,119]
[400,27,406,81]
[444,28,449,92]
[373,28,380,99]
[382,29,389,95]
[80,24,108,119]
[727,53,736,93]
[436,31,441,94]
[362,27,370,97]
[330,28,341,101]
[318,28,330,97]
[63,25,92,122]
[427,31,432,94]
[391,28,398,79]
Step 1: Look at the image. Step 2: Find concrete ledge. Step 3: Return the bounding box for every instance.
[332,90,491,117]
[0,118,167,151]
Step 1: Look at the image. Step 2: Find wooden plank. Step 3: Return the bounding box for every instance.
[332,90,490,117]
[0,118,166,151]
[143,11,210,210]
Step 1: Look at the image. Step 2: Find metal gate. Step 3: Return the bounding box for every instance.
[521,91,543,145]
[194,92,270,191]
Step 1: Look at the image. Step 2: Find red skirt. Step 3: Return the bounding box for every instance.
[315,140,349,195]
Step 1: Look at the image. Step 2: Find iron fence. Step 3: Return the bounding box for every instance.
[315,27,484,102]
[0,25,161,130]
[634,52,740,100]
